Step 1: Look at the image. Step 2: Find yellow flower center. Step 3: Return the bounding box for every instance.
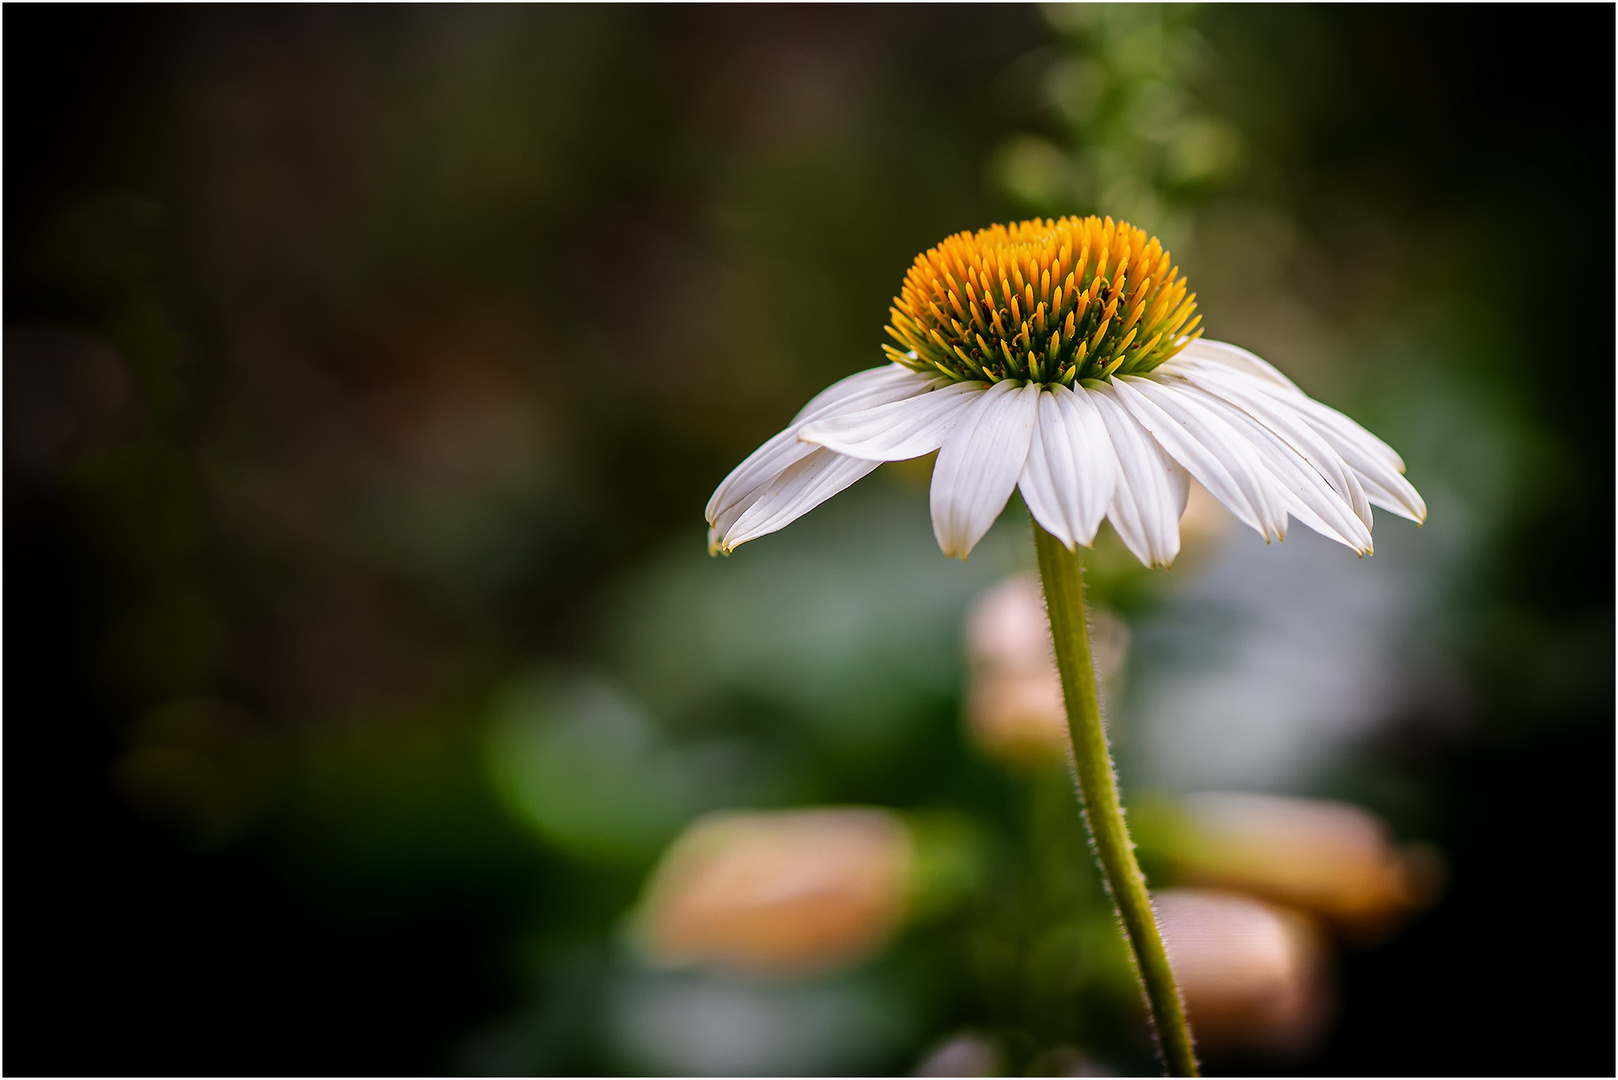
[884,216,1201,386]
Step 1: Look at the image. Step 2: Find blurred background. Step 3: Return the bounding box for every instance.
[6,5,1612,1076]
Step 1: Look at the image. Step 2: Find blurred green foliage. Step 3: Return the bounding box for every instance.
[993,3,1241,242]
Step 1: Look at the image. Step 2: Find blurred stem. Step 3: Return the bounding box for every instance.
[1033,519,1198,1077]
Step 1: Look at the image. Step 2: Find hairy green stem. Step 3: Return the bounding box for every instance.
[1032,519,1199,1077]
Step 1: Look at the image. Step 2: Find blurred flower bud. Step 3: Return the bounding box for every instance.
[635,808,912,979]
[1027,1046,1113,1077]
[1171,792,1442,941]
[912,1032,1001,1077]
[963,574,1127,765]
[1154,888,1330,1058]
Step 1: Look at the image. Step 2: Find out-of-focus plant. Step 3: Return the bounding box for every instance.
[632,805,990,980]
[963,573,1127,766]
[950,567,1446,1070]
[633,807,914,979]
[992,3,1242,241]
[485,670,705,866]
[1148,792,1444,943]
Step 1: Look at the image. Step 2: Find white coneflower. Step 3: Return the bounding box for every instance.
[707,216,1423,566]
[704,216,1425,1078]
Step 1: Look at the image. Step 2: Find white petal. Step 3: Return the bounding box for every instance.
[1232,386,1422,521]
[800,380,986,462]
[1171,380,1374,554]
[929,381,1041,559]
[1170,342,1407,476]
[1345,464,1427,524]
[1018,383,1117,549]
[1114,375,1288,542]
[1289,402,1425,522]
[1088,382,1189,568]
[706,364,937,532]
[719,448,883,552]
[1302,424,1423,521]
[1285,392,1407,473]
[1171,363,1372,528]
[1168,338,1305,396]
[791,362,937,424]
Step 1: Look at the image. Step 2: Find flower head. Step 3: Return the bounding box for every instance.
[886,216,1199,385]
[707,216,1425,566]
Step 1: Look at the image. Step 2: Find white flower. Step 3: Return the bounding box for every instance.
[706,218,1425,567]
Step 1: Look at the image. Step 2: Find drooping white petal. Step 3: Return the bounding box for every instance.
[1223,378,1421,522]
[800,380,985,462]
[706,364,938,533]
[1168,363,1372,528]
[1113,375,1288,542]
[1164,340,1424,523]
[1170,340,1406,469]
[1283,391,1407,471]
[1338,457,1427,524]
[1088,382,1190,568]
[1285,398,1425,522]
[719,448,883,552]
[790,362,939,424]
[1173,342,1407,477]
[1017,383,1117,549]
[929,380,1041,559]
[1169,338,1305,396]
[1171,380,1374,554]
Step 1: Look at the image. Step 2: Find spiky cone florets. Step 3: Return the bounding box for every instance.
[884,215,1201,386]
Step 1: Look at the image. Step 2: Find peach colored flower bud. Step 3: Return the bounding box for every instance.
[1171,791,1442,941]
[962,574,1127,765]
[635,808,913,979]
[1154,888,1330,1057]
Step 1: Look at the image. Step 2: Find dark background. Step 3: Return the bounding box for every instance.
[6,5,1613,1076]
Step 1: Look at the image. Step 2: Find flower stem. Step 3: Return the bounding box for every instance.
[1032,519,1199,1077]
